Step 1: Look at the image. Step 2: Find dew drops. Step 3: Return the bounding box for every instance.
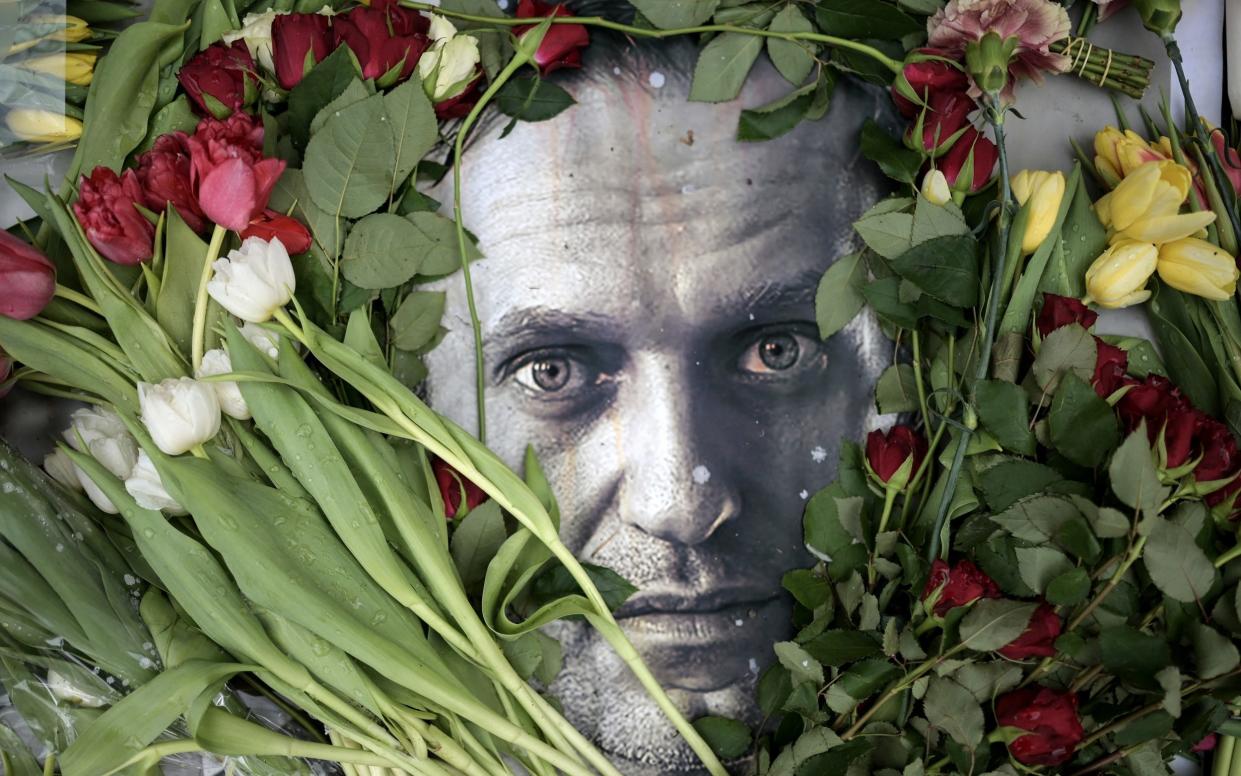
[648,71,666,88]
[691,465,711,484]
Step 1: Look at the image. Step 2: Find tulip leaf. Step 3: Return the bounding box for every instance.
[1039,172,1107,298]
[304,93,396,219]
[767,5,815,85]
[889,234,979,308]
[341,213,426,290]
[689,32,763,104]
[815,0,921,40]
[629,0,720,28]
[157,206,211,355]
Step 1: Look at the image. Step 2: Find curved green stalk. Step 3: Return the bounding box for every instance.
[190,224,228,372]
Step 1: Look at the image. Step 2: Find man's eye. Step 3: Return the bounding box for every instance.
[738,331,820,375]
[513,353,581,394]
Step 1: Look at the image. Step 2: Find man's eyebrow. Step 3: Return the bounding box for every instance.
[728,268,825,313]
[485,307,618,354]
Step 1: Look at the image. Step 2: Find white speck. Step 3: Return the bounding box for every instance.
[55,543,64,552]
[811,446,827,463]
[1,482,13,493]
[497,0,508,7]
[799,489,809,500]
[648,71,666,88]
[123,574,137,586]
[612,66,622,75]
[691,465,711,484]
[681,183,698,194]
[734,619,744,627]
[748,658,759,674]
[748,312,755,320]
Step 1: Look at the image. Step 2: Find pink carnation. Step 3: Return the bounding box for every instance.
[928,0,1071,92]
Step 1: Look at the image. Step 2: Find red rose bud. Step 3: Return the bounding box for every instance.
[1160,397,1201,469]
[434,75,482,120]
[995,687,1084,767]
[432,456,487,517]
[0,231,56,320]
[187,113,286,232]
[1091,338,1128,398]
[135,132,207,233]
[865,424,927,490]
[906,90,973,157]
[333,0,429,84]
[941,126,998,195]
[515,0,589,75]
[241,210,313,255]
[73,166,155,265]
[921,559,1000,616]
[998,602,1061,659]
[178,41,258,118]
[1036,293,1097,337]
[891,48,969,118]
[272,12,335,90]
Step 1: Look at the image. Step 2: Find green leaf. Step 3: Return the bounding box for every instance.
[815,252,866,339]
[815,0,921,39]
[1191,623,1240,680]
[1101,626,1170,688]
[775,641,825,686]
[0,720,40,776]
[450,500,506,593]
[286,46,359,150]
[924,677,984,748]
[692,716,752,760]
[139,95,198,152]
[496,76,577,122]
[406,211,483,276]
[689,32,763,103]
[890,234,979,307]
[390,291,446,351]
[861,276,919,329]
[1032,323,1097,393]
[1015,547,1073,595]
[767,5,815,84]
[268,168,344,260]
[630,0,721,27]
[757,664,793,716]
[1114,711,1174,747]
[796,740,873,774]
[156,207,209,355]
[854,211,913,259]
[801,630,883,666]
[1045,567,1091,606]
[912,195,971,245]
[989,494,1081,543]
[1143,516,1216,603]
[1049,373,1120,467]
[341,213,425,289]
[958,599,1036,652]
[860,119,922,184]
[384,77,438,191]
[782,568,830,609]
[1156,665,1181,718]
[528,562,637,613]
[737,83,815,142]
[1039,172,1107,298]
[875,363,918,414]
[1110,428,1169,516]
[975,381,1036,456]
[304,93,395,219]
[309,78,371,137]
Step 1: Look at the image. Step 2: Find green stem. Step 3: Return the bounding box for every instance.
[401,1,902,73]
[1214,735,1237,776]
[191,224,228,372]
[1070,535,1147,629]
[926,103,1013,563]
[1216,540,1241,568]
[53,283,101,314]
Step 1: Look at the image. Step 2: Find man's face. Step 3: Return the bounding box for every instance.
[425,61,885,772]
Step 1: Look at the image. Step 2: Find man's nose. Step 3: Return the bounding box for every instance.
[616,357,740,546]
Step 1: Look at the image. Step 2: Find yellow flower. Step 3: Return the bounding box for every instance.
[1011,169,1065,255]
[5,108,83,143]
[921,169,951,206]
[1094,160,1214,245]
[7,15,90,55]
[1093,126,1175,188]
[17,52,97,86]
[1156,237,1239,301]
[1085,239,1159,309]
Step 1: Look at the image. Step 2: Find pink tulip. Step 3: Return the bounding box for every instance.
[186,112,286,232]
[73,166,155,265]
[0,230,56,320]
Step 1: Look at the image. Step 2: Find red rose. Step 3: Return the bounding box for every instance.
[1116,374,1177,429]
[135,132,207,234]
[995,687,1084,766]
[333,0,429,84]
[865,424,927,487]
[514,0,590,75]
[998,602,1061,659]
[921,559,1000,616]
[73,166,155,265]
[272,12,335,90]
[1196,419,1240,483]
[892,48,969,118]
[0,230,56,320]
[907,90,973,157]
[241,210,313,255]
[178,41,257,118]
[186,113,286,232]
[432,456,487,517]
[940,126,997,194]
[1092,338,1128,398]
[1036,293,1097,337]
[1161,397,1202,469]
[433,75,483,120]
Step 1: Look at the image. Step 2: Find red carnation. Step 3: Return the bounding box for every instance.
[995,687,1084,766]
[1036,293,1097,337]
[432,456,487,517]
[865,424,927,488]
[73,166,154,265]
[241,210,313,255]
[272,12,335,90]
[0,230,56,320]
[186,113,286,232]
[515,0,590,75]
[892,48,970,118]
[178,41,257,118]
[333,0,429,85]
[135,132,207,233]
[940,126,997,194]
[921,559,1000,616]
[998,602,1061,659]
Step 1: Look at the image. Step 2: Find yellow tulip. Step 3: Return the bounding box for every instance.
[5,108,83,143]
[1085,239,1159,309]
[920,169,951,206]
[7,15,90,55]
[1095,160,1215,245]
[1011,169,1065,255]
[17,52,97,86]
[1156,237,1239,301]
[1093,126,1175,188]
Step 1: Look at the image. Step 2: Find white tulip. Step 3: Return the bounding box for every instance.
[206,236,295,323]
[417,21,480,102]
[43,448,82,491]
[139,378,221,456]
[124,450,186,515]
[196,348,251,420]
[223,10,282,72]
[240,322,282,359]
[63,406,138,514]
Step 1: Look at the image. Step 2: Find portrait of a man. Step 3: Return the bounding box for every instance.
[423,3,893,771]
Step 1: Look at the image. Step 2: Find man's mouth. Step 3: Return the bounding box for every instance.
[613,588,783,652]
[617,587,779,618]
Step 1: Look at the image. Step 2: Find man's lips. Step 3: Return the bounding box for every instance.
[616,587,780,618]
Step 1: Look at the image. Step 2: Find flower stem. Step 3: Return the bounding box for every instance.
[53,283,101,314]
[191,224,228,373]
[401,1,902,73]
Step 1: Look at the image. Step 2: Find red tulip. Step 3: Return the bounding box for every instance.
[865,424,927,489]
[135,132,207,233]
[1036,293,1097,337]
[514,0,590,75]
[272,12,334,90]
[432,456,486,517]
[178,41,258,118]
[921,559,1000,616]
[73,166,155,265]
[333,0,429,84]
[0,230,56,320]
[940,126,998,194]
[995,687,1084,766]
[241,210,313,255]
[186,113,286,232]
[998,602,1061,659]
